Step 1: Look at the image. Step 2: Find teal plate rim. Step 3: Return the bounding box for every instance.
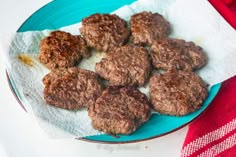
[6,0,222,144]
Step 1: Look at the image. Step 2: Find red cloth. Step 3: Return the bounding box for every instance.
[181,76,236,156]
[209,0,236,29]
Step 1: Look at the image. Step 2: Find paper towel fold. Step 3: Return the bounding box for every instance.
[1,0,236,138]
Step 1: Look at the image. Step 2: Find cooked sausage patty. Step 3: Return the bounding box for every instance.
[43,67,103,110]
[88,86,151,135]
[95,45,151,86]
[39,31,90,69]
[130,11,171,45]
[149,70,208,116]
[80,13,130,52]
[150,38,207,71]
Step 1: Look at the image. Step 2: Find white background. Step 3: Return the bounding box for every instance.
[0,0,188,156]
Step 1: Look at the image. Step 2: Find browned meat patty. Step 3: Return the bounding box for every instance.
[149,70,208,116]
[150,38,207,71]
[130,11,171,46]
[39,31,90,69]
[95,45,151,86]
[43,67,103,110]
[79,13,130,52]
[88,86,151,135]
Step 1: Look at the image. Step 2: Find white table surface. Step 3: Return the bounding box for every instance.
[0,0,188,156]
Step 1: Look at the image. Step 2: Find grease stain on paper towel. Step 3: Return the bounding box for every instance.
[193,36,205,45]
[17,54,34,67]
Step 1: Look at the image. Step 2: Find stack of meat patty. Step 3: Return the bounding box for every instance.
[39,11,208,135]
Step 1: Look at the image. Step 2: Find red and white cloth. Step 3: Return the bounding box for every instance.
[181,1,236,156]
[181,76,236,156]
[209,0,236,29]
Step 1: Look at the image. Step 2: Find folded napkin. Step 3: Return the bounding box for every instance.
[181,76,236,156]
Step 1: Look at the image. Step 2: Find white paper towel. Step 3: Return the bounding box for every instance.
[2,0,236,138]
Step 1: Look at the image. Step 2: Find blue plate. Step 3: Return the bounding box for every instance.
[9,0,221,143]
